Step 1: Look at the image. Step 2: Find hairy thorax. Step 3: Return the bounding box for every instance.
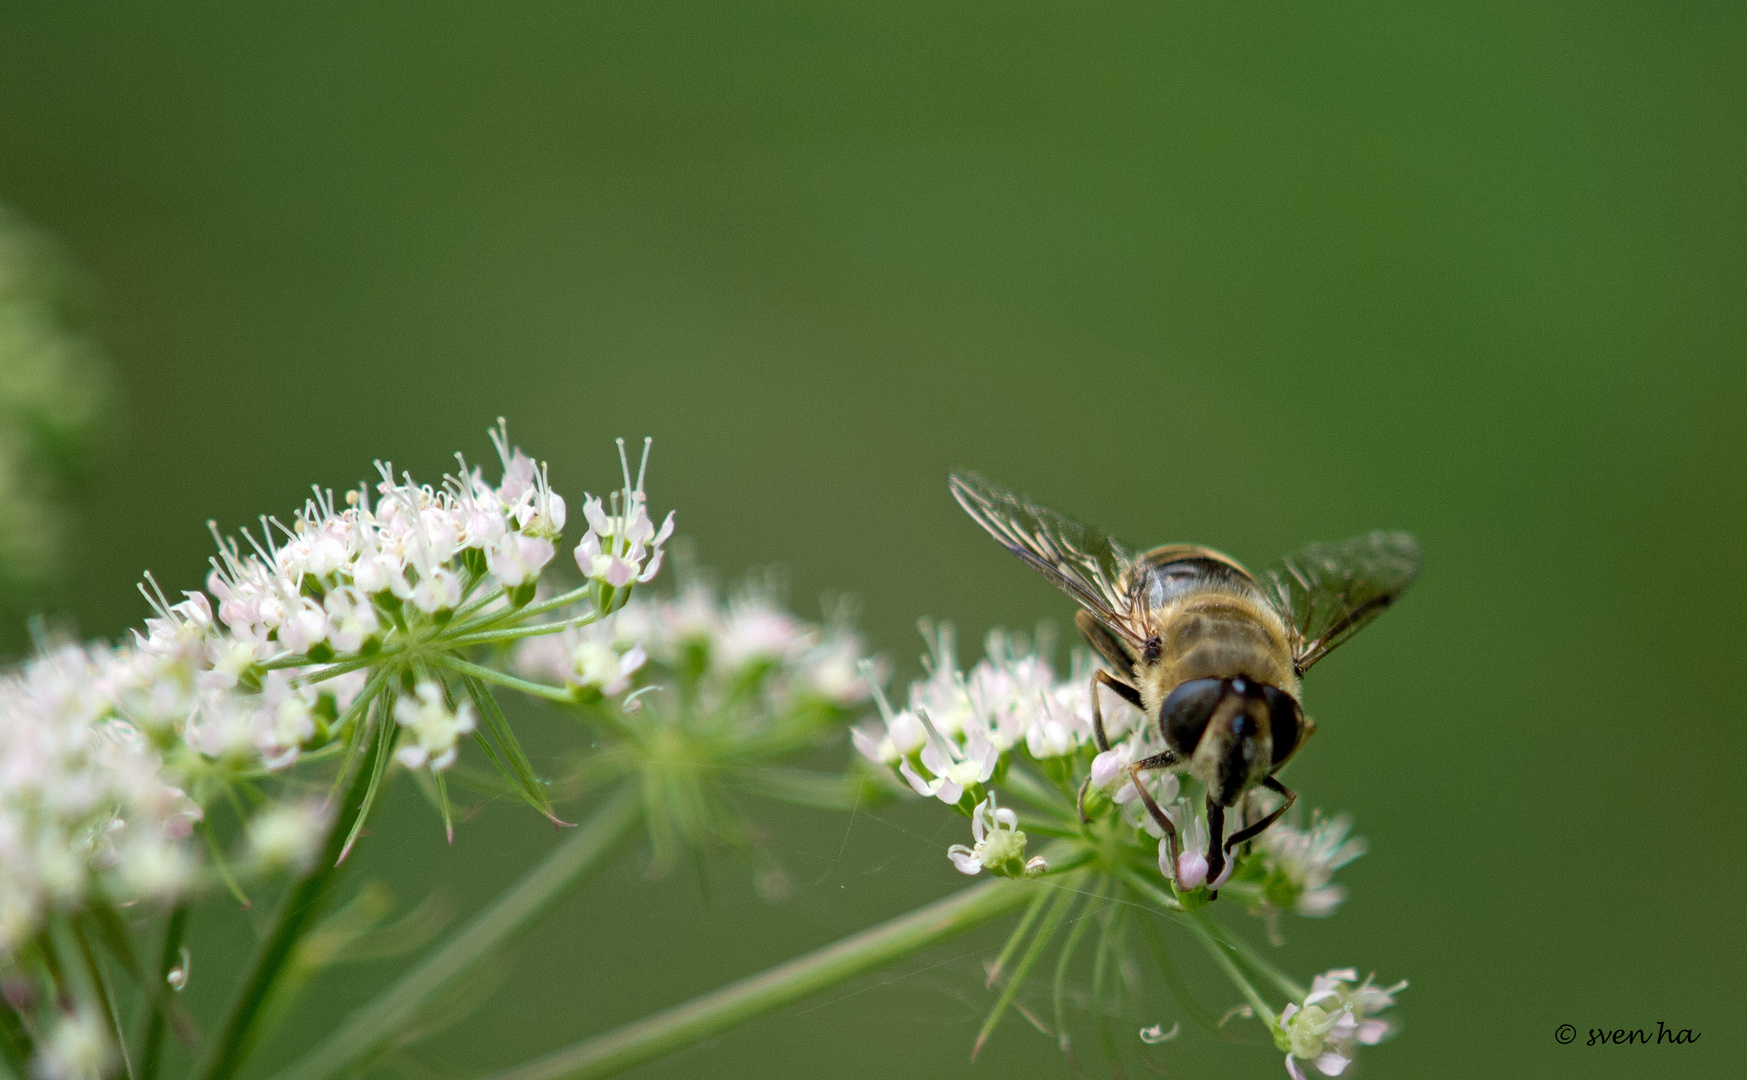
[1135,591,1300,715]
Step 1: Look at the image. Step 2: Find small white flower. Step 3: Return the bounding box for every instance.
[572,438,674,591]
[486,531,556,588]
[1280,969,1405,1079]
[946,794,1043,878]
[246,800,330,873]
[851,675,929,766]
[392,681,476,773]
[899,711,997,805]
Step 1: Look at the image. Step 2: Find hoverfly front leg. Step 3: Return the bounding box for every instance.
[1205,799,1227,897]
[1223,775,1296,854]
[1077,668,1146,822]
[1128,756,1182,870]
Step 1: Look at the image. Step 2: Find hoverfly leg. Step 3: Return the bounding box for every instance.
[1223,775,1296,853]
[1127,759,1182,870]
[1090,669,1142,753]
[1205,799,1227,899]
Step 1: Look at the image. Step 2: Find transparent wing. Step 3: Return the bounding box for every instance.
[1262,530,1421,674]
[948,471,1145,645]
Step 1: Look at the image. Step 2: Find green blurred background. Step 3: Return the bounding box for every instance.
[2,3,1743,1078]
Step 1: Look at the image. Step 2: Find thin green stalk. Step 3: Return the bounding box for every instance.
[194,701,390,1080]
[69,921,133,1080]
[479,878,1038,1080]
[269,786,642,1080]
[431,654,574,703]
[1051,876,1104,1052]
[1137,918,1230,1040]
[1195,913,1305,1003]
[138,906,188,1080]
[447,584,590,638]
[985,886,1052,989]
[1182,917,1276,1028]
[972,876,1080,1059]
[445,616,591,648]
[449,585,509,626]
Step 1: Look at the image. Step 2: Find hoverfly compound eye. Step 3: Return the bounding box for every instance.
[1159,678,1224,756]
[1263,685,1301,766]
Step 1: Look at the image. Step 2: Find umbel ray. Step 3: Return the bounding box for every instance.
[949,472,1420,892]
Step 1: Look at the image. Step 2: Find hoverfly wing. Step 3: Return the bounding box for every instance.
[1263,530,1421,675]
[948,471,1145,646]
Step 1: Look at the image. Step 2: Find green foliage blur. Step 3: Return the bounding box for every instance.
[0,204,112,644]
[0,4,1740,1079]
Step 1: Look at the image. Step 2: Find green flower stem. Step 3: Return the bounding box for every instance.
[1194,912,1305,1003]
[431,654,574,703]
[445,616,591,648]
[1114,868,1280,1023]
[1183,915,1277,1028]
[479,878,1038,1080]
[137,906,188,1080]
[194,696,390,1080]
[449,583,591,637]
[270,785,642,1080]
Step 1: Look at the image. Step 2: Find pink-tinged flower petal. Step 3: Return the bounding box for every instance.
[1356,1020,1390,1046]
[637,546,666,583]
[1209,854,1235,889]
[1091,748,1127,787]
[850,725,887,763]
[603,556,636,588]
[1313,1051,1351,1077]
[947,846,982,875]
[935,780,964,804]
[1285,1053,1307,1080]
[1176,850,1209,890]
[653,510,675,545]
[1280,1004,1301,1023]
[898,758,937,797]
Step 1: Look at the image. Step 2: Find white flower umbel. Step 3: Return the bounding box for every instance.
[1280,969,1406,1079]
[393,681,477,773]
[0,640,203,951]
[947,794,1045,878]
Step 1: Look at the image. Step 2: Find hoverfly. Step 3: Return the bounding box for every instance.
[949,472,1419,891]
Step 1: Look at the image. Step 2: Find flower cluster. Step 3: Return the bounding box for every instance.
[1279,969,1405,1079]
[205,419,565,662]
[1238,811,1367,918]
[853,622,1141,807]
[0,424,668,961]
[0,640,202,951]
[513,569,878,882]
[517,574,876,713]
